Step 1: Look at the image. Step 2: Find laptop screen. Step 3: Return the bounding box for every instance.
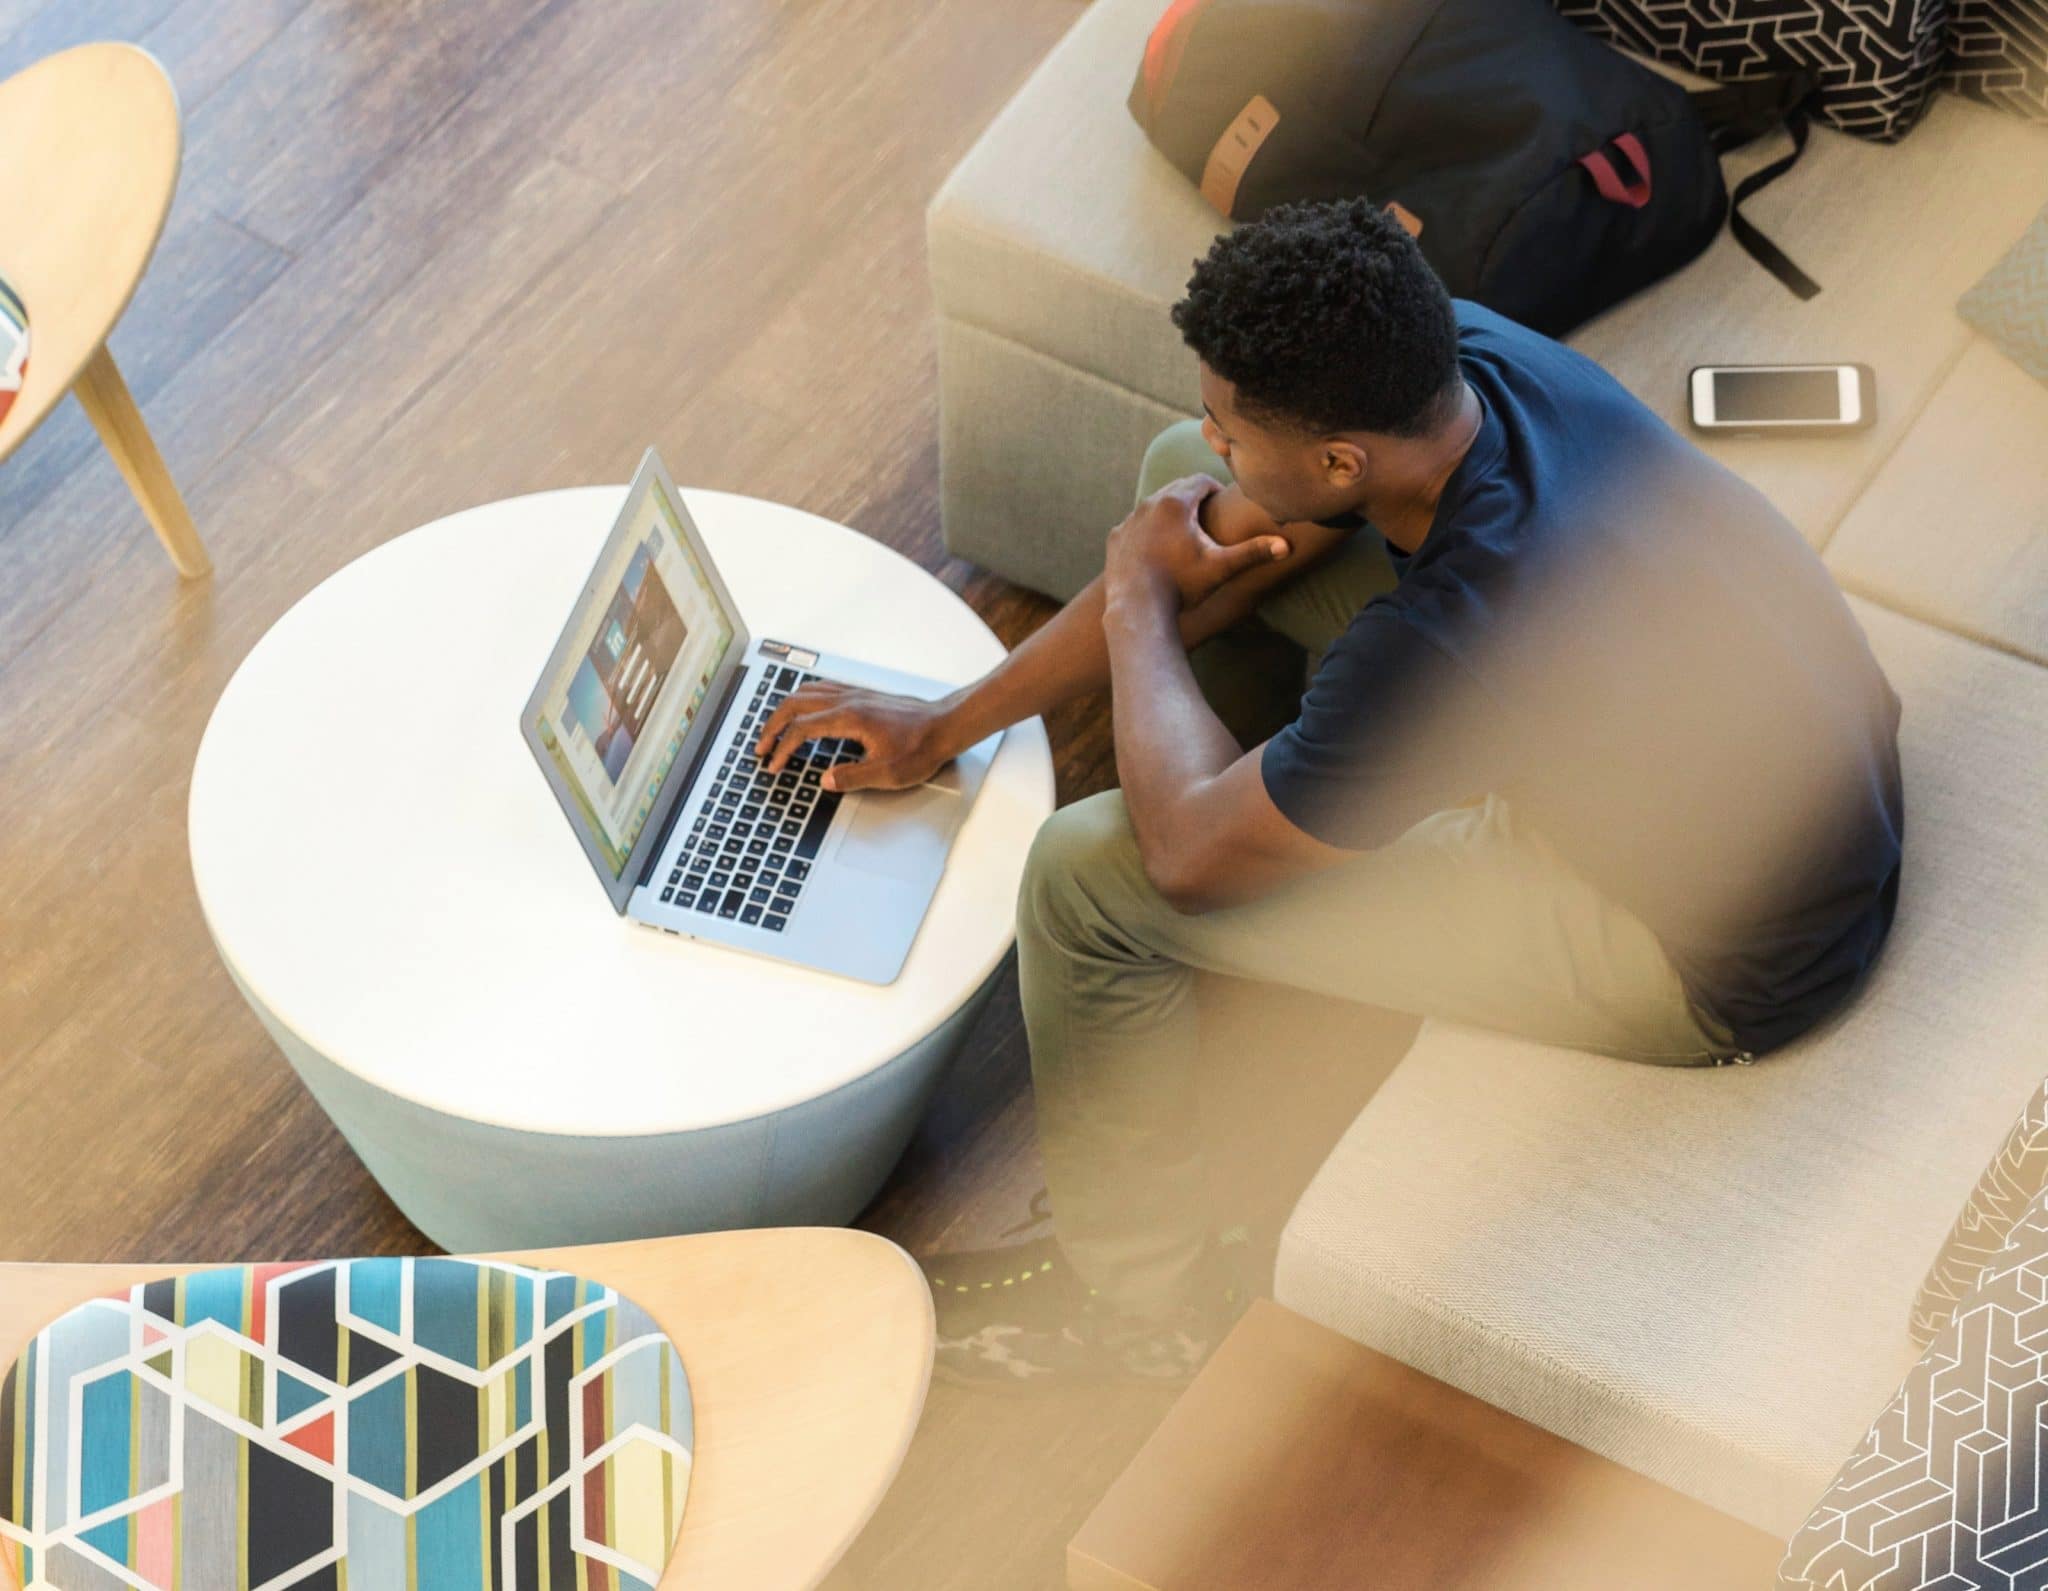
[530,472,736,878]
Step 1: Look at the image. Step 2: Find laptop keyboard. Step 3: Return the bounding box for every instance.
[657,667,857,933]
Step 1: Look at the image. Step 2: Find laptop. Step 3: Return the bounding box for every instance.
[521,448,1003,984]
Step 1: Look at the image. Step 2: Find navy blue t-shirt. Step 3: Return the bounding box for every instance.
[1260,301,1903,1055]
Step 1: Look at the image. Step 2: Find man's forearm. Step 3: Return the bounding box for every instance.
[930,574,1134,753]
[929,567,1251,758]
[930,490,1336,760]
[1101,584,1242,879]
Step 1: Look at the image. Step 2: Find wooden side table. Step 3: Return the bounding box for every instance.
[1070,1300,1788,1590]
[0,42,208,578]
[0,1226,932,1589]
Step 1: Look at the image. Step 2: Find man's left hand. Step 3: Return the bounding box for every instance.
[1103,475,1291,613]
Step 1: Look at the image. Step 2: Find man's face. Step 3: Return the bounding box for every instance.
[1197,364,1367,527]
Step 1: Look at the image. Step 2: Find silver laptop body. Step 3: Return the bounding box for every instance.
[520,448,1002,984]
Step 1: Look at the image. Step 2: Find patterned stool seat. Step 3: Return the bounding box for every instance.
[0,1257,692,1590]
[0,271,25,429]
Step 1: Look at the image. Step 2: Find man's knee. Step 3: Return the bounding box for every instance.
[1252,531,1400,665]
[1017,792,1160,953]
[1137,418,1230,505]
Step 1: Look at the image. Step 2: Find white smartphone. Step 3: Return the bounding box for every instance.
[1687,363,1876,435]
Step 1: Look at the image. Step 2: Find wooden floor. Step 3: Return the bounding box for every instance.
[0,0,1090,1257]
[0,3,1414,1584]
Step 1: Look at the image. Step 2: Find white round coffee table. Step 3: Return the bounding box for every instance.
[189,487,1054,1250]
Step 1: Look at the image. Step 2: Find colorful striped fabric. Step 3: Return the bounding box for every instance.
[0,271,25,428]
[0,1258,693,1590]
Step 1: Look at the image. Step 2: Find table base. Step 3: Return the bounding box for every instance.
[225,961,1001,1250]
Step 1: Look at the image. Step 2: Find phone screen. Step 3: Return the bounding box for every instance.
[1712,368,1843,423]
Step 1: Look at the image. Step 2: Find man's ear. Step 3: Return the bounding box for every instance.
[1321,439,1368,490]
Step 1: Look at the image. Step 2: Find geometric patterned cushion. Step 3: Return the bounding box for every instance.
[0,1258,692,1590]
[1944,0,2048,121]
[0,270,25,429]
[1914,1077,2048,1346]
[1960,205,2048,389]
[1778,1190,2048,1590]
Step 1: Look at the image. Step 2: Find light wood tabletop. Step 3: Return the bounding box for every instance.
[0,41,207,576]
[0,1226,933,1590]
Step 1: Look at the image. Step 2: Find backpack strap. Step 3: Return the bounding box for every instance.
[1691,71,1813,154]
[1689,72,1822,301]
[1723,114,1822,301]
[1579,132,1653,209]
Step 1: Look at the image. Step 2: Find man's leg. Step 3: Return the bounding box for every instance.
[945,419,1713,1378]
[1133,414,1226,499]
[1006,418,1428,1329]
[1021,788,1728,1322]
[1254,525,1401,674]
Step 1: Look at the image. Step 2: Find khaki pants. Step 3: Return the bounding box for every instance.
[1023,420,1737,1318]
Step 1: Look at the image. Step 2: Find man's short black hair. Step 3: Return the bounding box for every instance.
[1171,196,1460,439]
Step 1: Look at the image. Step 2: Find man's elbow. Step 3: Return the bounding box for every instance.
[1140,844,1225,915]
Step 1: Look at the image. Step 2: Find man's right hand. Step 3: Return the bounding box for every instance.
[753,680,958,793]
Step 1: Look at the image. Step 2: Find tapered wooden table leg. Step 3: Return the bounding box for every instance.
[73,342,210,578]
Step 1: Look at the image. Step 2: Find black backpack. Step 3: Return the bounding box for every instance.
[1130,0,1818,337]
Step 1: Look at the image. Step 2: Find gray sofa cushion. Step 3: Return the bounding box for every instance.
[929,0,2048,560]
[1960,203,2048,385]
[1825,337,2048,665]
[928,0,1220,417]
[1273,598,2048,1536]
[935,316,1191,600]
[1560,100,2048,548]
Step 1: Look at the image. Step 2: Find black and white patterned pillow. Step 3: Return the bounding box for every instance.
[1778,1189,2048,1590]
[1913,1075,2048,1343]
[1554,0,1948,141]
[1945,0,2048,121]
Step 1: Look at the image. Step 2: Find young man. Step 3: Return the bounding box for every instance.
[754,197,1904,1384]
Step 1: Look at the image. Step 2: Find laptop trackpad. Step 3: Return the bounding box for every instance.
[832,785,959,880]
